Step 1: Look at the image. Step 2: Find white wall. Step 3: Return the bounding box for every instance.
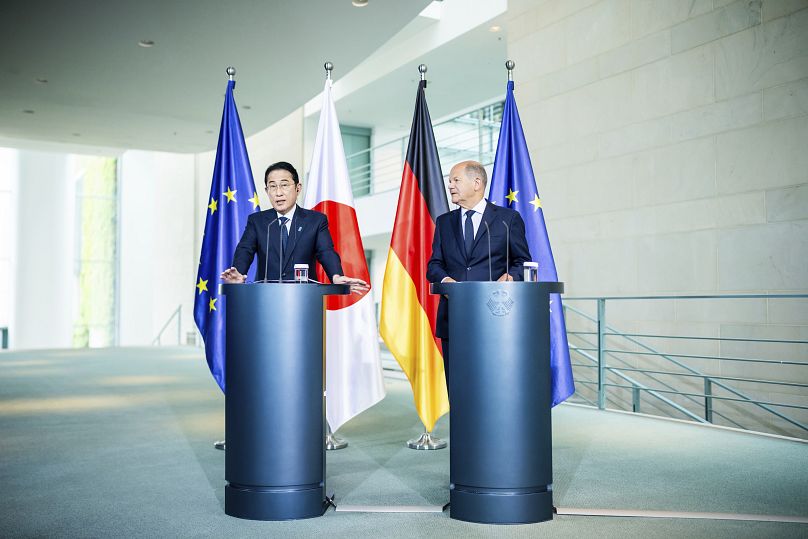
[119,150,196,345]
[0,148,18,341]
[504,0,808,297]
[13,151,75,348]
[246,107,305,203]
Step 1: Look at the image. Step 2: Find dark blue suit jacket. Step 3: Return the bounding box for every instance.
[232,206,343,282]
[427,201,532,338]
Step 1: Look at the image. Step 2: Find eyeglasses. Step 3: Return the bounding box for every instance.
[266,182,294,193]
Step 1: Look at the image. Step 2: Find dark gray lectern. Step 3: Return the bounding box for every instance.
[222,282,349,521]
[431,281,564,525]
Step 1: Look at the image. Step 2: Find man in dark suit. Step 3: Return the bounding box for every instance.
[220,161,367,293]
[427,160,532,399]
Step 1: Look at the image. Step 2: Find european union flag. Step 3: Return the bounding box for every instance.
[194,79,260,392]
[489,80,575,406]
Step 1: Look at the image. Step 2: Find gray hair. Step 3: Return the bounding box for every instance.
[464,161,488,187]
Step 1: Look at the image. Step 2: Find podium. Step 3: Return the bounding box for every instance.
[222,282,349,521]
[431,281,564,524]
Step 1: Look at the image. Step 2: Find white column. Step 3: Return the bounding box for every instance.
[14,150,75,349]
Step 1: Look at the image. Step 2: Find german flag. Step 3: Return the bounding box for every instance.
[380,79,449,432]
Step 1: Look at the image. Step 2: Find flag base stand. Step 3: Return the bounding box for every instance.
[325,432,348,450]
[325,423,348,450]
[407,431,446,450]
[214,440,225,450]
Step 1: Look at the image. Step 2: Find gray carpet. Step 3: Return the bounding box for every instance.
[1,346,806,538]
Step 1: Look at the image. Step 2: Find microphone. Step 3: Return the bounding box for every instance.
[502,220,510,281]
[482,219,492,281]
[262,216,280,283]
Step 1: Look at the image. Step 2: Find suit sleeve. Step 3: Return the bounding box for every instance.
[507,211,532,281]
[426,216,449,283]
[315,214,344,282]
[232,214,258,274]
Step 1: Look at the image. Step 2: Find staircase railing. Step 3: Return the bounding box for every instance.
[152,305,182,346]
[564,294,808,438]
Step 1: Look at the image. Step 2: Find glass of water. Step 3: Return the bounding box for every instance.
[523,261,539,282]
[293,264,309,283]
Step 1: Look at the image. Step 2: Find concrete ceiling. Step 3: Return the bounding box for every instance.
[0,0,431,153]
[330,22,508,135]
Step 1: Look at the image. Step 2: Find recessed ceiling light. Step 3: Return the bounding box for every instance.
[72,133,81,137]
[138,39,155,48]
[489,25,501,32]
[35,77,48,84]
[242,105,252,110]
[23,109,35,114]
[352,0,368,7]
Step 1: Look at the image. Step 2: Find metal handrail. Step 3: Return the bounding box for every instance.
[152,305,182,346]
[601,384,808,411]
[569,341,707,423]
[568,335,747,429]
[566,301,807,431]
[603,349,806,366]
[569,330,746,426]
[604,332,808,345]
[564,294,808,434]
[597,366,808,388]
[567,293,806,300]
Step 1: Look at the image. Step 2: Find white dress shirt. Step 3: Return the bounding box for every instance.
[460,198,488,239]
[278,205,297,233]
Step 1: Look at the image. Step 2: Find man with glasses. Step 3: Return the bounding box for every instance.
[220,161,368,293]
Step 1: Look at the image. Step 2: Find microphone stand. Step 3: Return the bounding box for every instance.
[482,220,492,281]
[502,220,510,280]
[263,216,280,283]
[278,215,284,283]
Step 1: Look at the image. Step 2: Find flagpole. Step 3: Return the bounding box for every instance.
[213,65,237,452]
[316,60,351,452]
[506,59,514,81]
[405,63,448,451]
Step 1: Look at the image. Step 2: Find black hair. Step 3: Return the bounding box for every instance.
[264,161,299,186]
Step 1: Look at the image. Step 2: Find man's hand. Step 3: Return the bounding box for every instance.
[221,267,246,284]
[441,277,457,283]
[333,275,370,295]
[497,273,514,282]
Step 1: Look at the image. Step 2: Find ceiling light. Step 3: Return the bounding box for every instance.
[35,77,48,84]
[23,109,35,114]
[489,25,501,32]
[242,105,252,110]
[352,0,368,7]
[138,39,155,48]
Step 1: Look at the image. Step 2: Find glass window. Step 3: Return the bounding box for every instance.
[341,125,372,197]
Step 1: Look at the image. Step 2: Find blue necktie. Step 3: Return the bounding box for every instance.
[279,216,289,251]
[464,210,474,258]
